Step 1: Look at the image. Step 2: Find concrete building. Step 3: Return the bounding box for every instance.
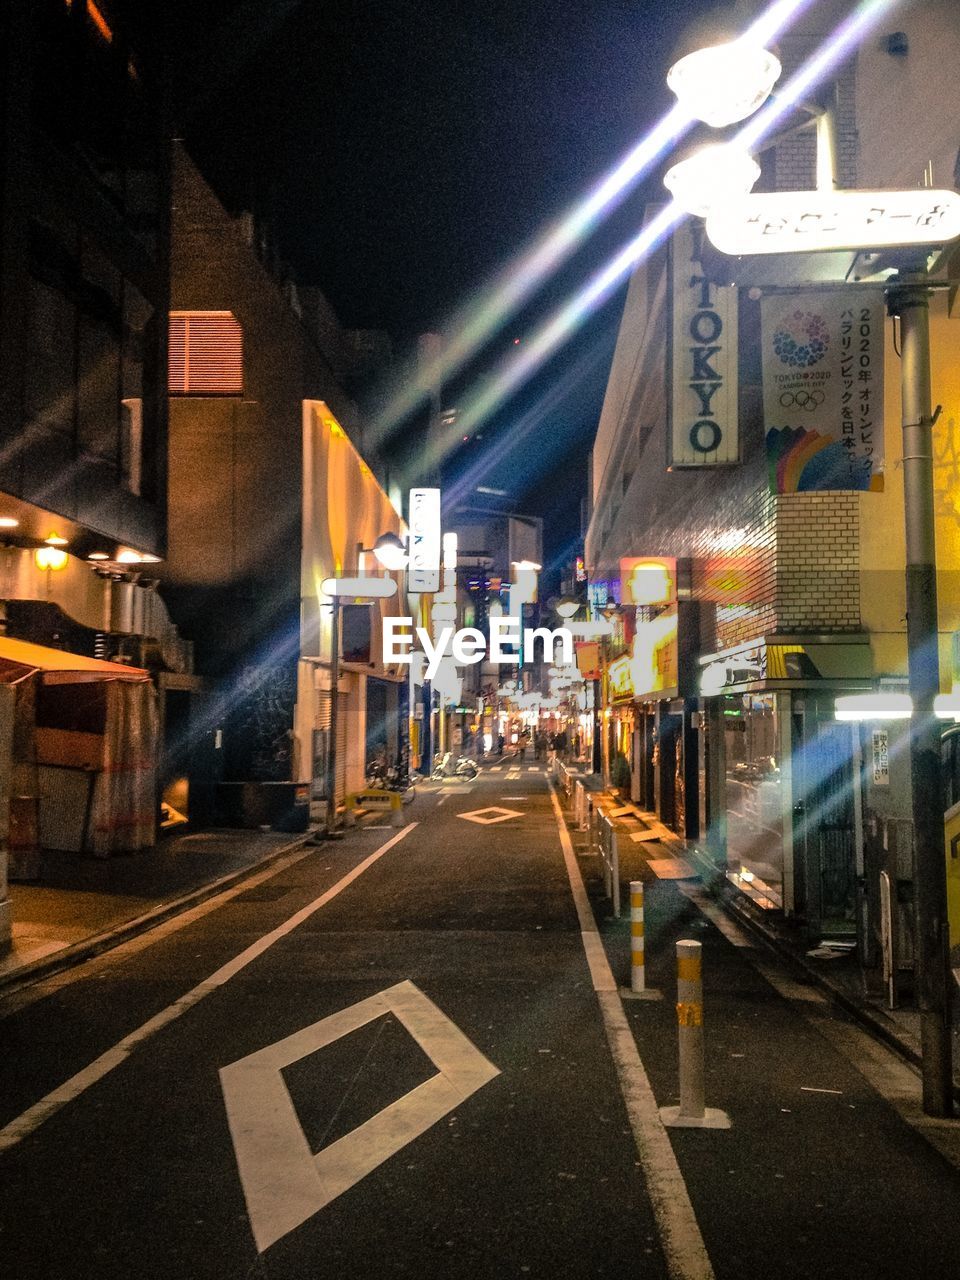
[163,147,407,825]
[585,0,960,966]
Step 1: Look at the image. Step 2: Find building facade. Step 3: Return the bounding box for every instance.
[586,0,960,967]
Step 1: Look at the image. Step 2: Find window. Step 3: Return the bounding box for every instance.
[168,311,243,395]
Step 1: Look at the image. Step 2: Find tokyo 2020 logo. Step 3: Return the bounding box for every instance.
[772,310,829,368]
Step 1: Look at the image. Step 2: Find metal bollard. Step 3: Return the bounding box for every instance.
[659,939,731,1129]
[630,881,646,992]
[390,792,404,828]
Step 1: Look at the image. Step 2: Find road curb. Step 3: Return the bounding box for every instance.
[685,844,933,1080]
[0,831,317,1000]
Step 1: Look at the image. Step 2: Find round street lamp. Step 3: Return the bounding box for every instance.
[667,38,782,128]
[663,142,761,218]
[371,531,408,571]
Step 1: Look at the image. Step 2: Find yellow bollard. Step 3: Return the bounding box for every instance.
[659,938,731,1129]
[619,879,660,1001]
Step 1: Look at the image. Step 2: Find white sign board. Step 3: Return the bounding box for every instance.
[670,220,739,466]
[707,189,960,257]
[872,729,890,786]
[761,289,884,493]
[408,487,441,593]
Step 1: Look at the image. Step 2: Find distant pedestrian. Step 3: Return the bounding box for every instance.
[497,733,505,756]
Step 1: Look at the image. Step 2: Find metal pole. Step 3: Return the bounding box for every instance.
[676,938,705,1120]
[325,600,341,835]
[889,268,952,1116]
[630,880,646,993]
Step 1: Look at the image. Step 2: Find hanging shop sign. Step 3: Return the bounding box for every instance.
[575,641,601,681]
[620,557,676,607]
[761,289,884,493]
[408,487,441,592]
[706,188,960,258]
[669,219,739,467]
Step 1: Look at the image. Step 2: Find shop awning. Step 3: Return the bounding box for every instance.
[0,637,150,685]
[700,634,873,695]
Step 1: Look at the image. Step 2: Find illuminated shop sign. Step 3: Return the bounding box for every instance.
[706,188,960,257]
[608,654,635,702]
[631,609,679,698]
[620,557,676,607]
[408,488,441,592]
[670,219,739,467]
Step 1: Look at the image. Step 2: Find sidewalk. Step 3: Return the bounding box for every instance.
[563,782,960,1089]
[0,826,311,992]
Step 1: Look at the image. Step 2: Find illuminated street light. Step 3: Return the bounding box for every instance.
[663,142,761,217]
[512,559,542,572]
[667,38,781,128]
[834,693,912,721]
[555,597,581,619]
[372,531,408,570]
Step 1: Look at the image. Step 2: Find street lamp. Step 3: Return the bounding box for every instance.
[663,142,761,218]
[667,37,781,127]
[673,25,958,1115]
[555,597,581,620]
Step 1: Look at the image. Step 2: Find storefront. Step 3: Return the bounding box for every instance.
[699,634,873,940]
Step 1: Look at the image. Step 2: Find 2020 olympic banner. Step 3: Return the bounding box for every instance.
[760,289,885,493]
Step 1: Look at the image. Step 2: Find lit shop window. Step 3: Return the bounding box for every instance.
[168,312,243,396]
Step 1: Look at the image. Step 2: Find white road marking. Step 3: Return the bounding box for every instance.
[548,787,714,1280]
[457,807,523,826]
[490,766,502,773]
[221,980,499,1252]
[800,1086,843,1095]
[0,842,319,1019]
[436,794,449,806]
[0,825,418,1156]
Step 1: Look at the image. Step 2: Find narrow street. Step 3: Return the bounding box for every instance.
[2,767,960,1279]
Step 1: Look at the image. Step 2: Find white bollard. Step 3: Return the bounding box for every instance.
[659,938,731,1129]
[630,880,646,992]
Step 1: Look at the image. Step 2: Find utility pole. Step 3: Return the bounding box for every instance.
[324,599,341,836]
[887,265,952,1116]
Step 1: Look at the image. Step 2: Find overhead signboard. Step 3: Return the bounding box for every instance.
[706,189,960,258]
[761,289,884,493]
[408,487,441,593]
[670,219,739,467]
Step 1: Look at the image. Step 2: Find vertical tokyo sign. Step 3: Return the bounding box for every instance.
[669,220,739,466]
[408,487,441,592]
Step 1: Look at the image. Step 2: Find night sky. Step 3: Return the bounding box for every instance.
[162,0,718,578]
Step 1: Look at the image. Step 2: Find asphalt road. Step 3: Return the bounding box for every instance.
[1,763,960,1279]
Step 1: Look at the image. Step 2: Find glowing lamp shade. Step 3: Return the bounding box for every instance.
[834,693,912,721]
[555,597,581,619]
[664,143,761,217]
[666,40,781,128]
[35,546,68,571]
[372,532,408,571]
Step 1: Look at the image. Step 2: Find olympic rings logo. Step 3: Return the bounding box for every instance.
[779,390,825,411]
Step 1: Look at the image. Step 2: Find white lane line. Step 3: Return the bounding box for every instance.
[0,843,319,1019]
[548,788,714,1280]
[0,824,418,1156]
[436,794,449,806]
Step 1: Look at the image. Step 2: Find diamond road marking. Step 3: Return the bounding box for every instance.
[221,980,499,1252]
[457,806,524,825]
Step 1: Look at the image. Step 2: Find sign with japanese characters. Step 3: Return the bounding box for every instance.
[408,487,441,592]
[669,220,739,467]
[872,729,890,787]
[706,189,960,257]
[761,289,884,493]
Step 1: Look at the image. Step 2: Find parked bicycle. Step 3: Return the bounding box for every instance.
[365,757,416,804]
[431,751,479,782]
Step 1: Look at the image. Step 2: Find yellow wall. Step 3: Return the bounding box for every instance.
[859,291,960,681]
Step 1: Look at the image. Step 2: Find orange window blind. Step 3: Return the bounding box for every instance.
[169,312,243,395]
